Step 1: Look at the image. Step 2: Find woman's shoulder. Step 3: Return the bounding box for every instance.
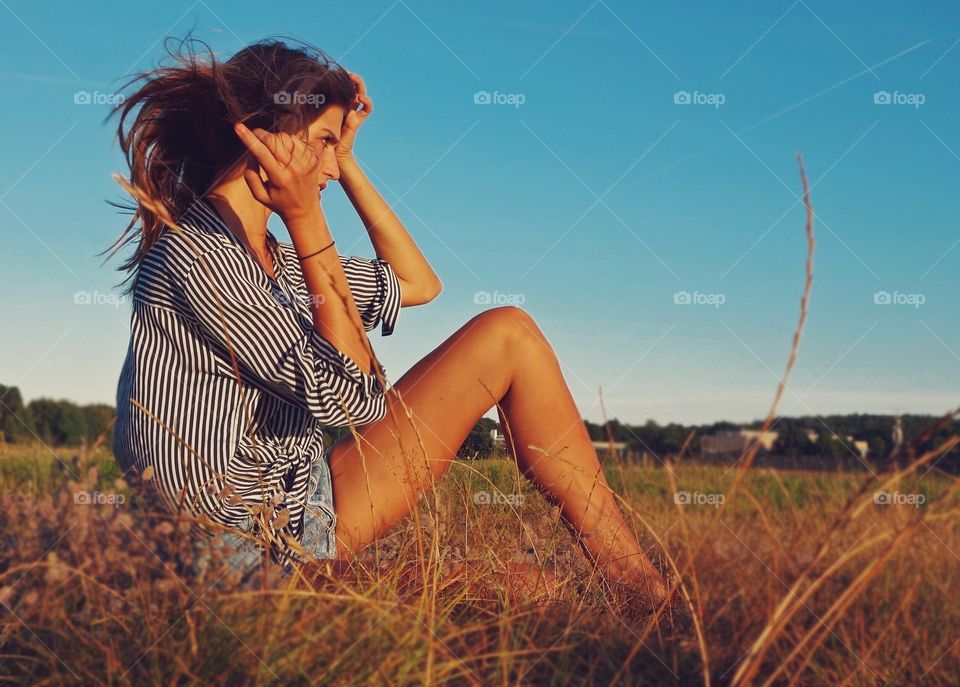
[149,221,244,276]
[132,223,244,305]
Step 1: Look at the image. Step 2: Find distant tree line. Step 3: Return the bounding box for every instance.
[581,414,958,473]
[3,382,956,473]
[0,384,114,447]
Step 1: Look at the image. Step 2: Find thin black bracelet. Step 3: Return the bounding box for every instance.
[296,240,336,261]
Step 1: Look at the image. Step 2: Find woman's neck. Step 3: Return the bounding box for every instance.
[205,181,273,261]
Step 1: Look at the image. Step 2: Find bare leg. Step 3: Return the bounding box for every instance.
[326,306,667,598]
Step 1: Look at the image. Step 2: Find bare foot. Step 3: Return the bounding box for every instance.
[604,574,687,626]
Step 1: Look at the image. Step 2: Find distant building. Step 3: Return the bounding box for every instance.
[701,430,781,460]
[802,431,869,460]
[701,428,868,461]
[853,440,869,459]
[591,440,629,459]
[738,430,782,451]
[488,430,629,460]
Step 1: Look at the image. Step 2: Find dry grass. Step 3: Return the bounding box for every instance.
[0,441,958,686]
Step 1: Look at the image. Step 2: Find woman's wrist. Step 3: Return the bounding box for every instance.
[284,208,334,253]
[337,156,363,183]
[296,239,336,261]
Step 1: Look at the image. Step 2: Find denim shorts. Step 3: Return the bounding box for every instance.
[192,449,337,586]
[301,448,338,561]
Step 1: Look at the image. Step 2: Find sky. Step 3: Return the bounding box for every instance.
[0,0,958,426]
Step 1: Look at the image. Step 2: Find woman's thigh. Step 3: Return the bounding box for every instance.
[326,306,537,559]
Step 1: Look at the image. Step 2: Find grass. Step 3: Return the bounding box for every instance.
[0,440,958,686]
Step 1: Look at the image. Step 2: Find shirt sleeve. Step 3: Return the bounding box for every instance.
[181,246,391,427]
[339,255,402,336]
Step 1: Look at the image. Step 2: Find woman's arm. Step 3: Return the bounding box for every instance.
[234,121,380,377]
[182,243,389,424]
[336,72,442,307]
[339,158,442,306]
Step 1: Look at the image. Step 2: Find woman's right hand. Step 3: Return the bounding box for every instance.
[233,122,323,223]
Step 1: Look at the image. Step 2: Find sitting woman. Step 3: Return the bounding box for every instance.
[108,37,669,606]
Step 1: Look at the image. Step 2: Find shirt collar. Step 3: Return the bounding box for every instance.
[177,197,286,280]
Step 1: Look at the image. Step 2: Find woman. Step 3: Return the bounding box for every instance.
[108,37,670,606]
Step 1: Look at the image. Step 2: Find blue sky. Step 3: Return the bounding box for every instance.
[1,0,957,425]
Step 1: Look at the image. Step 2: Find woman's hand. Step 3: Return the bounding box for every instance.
[335,72,373,164]
[233,121,323,223]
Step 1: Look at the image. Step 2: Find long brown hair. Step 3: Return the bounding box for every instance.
[101,35,356,296]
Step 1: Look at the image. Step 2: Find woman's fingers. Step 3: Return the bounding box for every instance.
[233,122,286,179]
[241,167,271,206]
[348,72,373,115]
[357,92,373,116]
[255,129,295,167]
[236,123,314,177]
[233,122,324,218]
[349,72,365,96]
[277,132,298,167]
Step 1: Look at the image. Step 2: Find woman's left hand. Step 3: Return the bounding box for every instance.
[336,72,373,164]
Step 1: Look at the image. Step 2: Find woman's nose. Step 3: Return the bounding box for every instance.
[322,149,340,181]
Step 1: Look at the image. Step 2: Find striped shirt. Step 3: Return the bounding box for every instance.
[112,196,401,568]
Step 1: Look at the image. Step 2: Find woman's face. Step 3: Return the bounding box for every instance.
[303,104,347,193]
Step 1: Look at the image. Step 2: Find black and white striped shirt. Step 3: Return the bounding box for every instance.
[112,196,401,567]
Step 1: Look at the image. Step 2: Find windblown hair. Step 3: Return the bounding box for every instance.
[102,35,356,296]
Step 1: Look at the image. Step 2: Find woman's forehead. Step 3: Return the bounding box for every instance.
[308,105,346,135]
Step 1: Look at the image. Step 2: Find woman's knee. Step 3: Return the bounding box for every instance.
[470,305,549,350]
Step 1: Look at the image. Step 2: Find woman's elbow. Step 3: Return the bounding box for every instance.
[403,277,443,306]
[423,277,443,302]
